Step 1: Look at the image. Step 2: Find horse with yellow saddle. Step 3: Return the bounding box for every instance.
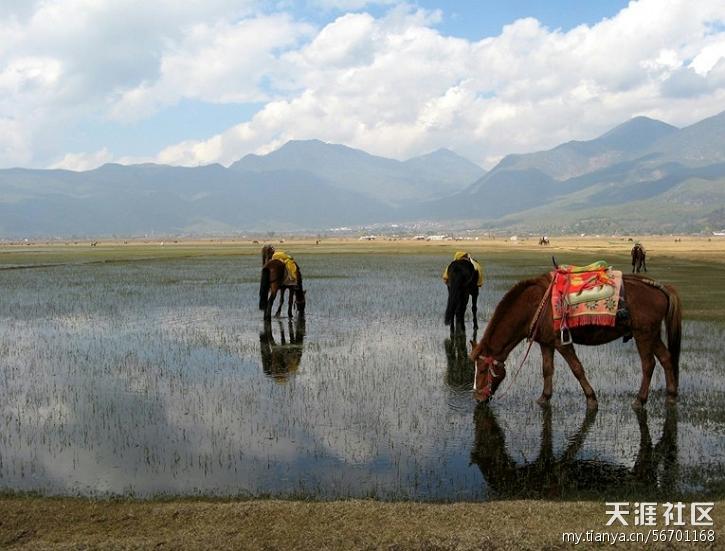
[443,251,484,332]
[259,245,306,320]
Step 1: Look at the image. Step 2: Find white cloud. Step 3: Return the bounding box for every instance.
[1,0,725,169]
[109,14,314,122]
[152,0,725,168]
[0,0,272,166]
[50,148,113,171]
[311,0,399,10]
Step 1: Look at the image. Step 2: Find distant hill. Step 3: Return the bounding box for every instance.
[644,110,725,166]
[0,164,395,236]
[422,110,725,233]
[0,110,724,237]
[493,117,677,180]
[230,140,484,204]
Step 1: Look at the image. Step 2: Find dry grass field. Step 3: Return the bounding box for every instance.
[1,497,722,550]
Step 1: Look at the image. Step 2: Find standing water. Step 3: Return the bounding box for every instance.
[0,254,723,500]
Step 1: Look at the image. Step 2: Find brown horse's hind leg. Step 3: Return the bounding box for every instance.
[537,343,555,406]
[556,345,598,409]
[274,288,285,318]
[633,335,657,408]
[653,338,678,403]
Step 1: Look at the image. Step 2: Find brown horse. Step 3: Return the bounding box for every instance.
[259,245,306,320]
[632,243,647,273]
[470,273,681,408]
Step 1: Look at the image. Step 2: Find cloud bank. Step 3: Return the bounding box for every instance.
[1,0,724,169]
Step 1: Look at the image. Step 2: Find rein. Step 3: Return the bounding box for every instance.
[475,277,555,401]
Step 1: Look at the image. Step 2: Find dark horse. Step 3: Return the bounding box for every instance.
[470,273,681,408]
[259,245,306,320]
[471,404,678,499]
[444,259,479,332]
[632,243,647,273]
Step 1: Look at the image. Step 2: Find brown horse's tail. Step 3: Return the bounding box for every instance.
[294,264,305,314]
[259,267,270,311]
[664,284,682,385]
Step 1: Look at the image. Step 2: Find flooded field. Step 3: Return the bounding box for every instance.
[0,252,723,500]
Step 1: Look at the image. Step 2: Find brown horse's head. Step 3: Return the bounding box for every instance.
[261,244,275,265]
[470,342,506,402]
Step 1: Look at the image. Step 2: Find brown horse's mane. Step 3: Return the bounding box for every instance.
[477,273,550,352]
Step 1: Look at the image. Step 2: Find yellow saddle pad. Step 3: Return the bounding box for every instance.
[443,251,484,287]
[271,251,298,284]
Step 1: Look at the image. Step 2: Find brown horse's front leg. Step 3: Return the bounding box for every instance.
[265,288,277,320]
[288,288,294,318]
[537,343,555,406]
[471,288,479,330]
[557,345,598,409]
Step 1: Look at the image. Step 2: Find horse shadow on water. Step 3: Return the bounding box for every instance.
[470,404,678,500]
[444,328,477,391]
[259,317,306,382]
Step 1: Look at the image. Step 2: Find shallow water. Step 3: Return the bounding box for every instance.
[0,253,723,500]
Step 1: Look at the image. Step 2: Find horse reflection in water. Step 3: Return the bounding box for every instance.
[444,328,477,390]
[471,405,678,499]
[259,317,306,382]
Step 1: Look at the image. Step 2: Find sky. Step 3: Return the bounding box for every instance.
[2,0,725,171]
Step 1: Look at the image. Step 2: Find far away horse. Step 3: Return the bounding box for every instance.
[259,246,306,320]
[470,273,681,408]
[444,257,479,332]
[632,243,647,273]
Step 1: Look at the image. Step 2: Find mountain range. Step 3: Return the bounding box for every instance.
[1,110,724,237]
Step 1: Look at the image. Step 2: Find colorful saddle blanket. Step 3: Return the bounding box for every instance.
[271,251,298,285]
[552,261,622,331]
[442,251,484,287]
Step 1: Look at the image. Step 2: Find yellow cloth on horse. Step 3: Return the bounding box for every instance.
[271,251,298,283]
[442,251,484,287]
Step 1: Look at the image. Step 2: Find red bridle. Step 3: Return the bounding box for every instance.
[472,354,505,401]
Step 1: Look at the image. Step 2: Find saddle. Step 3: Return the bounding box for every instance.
[271,251,298,286]
[442,251,484,287]
[551,261,623,340]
